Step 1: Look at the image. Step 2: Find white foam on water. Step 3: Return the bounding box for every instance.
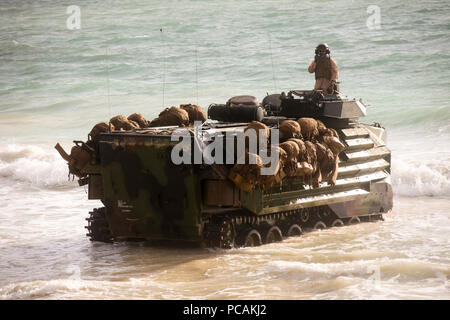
[0,279,135,300]
[0,143,77,190]
[391,158,450,197]
[264,258,450,286]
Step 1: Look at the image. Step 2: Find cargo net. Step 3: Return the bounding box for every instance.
[54,105,206,179]
[228,118,345,192]
[90,104,207,140]
[96,104,206,135]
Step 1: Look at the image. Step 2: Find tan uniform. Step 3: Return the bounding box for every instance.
[308,57,338,92]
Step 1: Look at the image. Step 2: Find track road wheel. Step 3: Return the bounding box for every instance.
[331,219,344,227]
[237,229,262,247]
[263,226,283,244]
[286,224,303,237]
[348,216,361,225]
[300,211,310,223]
[314,221,327,230]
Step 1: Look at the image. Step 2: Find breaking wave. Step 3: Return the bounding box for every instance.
[392,158,450,197]
[0,144,77,189]
[265,258,450,282]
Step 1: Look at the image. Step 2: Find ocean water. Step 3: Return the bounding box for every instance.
[0,0,449,299]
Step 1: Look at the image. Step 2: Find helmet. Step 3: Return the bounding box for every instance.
[315,43,330,55]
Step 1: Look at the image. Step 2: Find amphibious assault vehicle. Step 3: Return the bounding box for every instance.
[56,89,393,248]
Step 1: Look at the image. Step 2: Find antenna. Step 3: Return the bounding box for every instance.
[268,33,277,92]
[195,42,199,105]
[106,47,111,132]
[160,28,166,108]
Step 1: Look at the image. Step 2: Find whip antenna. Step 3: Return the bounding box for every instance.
[268,33,277,92]
[106,47,111,132]
[160,28,166,108]
[195,42,198,105]
[195,42,199,105]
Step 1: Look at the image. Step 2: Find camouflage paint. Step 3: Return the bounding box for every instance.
[98,134,203,242]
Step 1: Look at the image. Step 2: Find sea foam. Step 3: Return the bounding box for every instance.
[392,158,450,197]
[0,144,76,189]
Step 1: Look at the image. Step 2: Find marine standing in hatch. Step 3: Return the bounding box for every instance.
[308,43,339,94]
